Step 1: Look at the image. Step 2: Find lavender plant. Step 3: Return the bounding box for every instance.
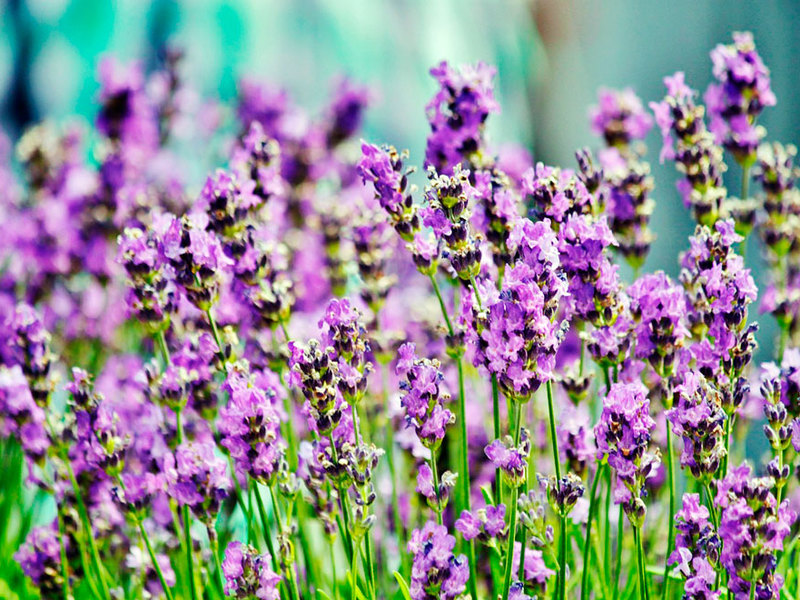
[1,31,799,600]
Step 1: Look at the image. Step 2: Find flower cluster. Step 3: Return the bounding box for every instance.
[628,272,689,377]
[666,370,727,482]
[651,73,728,225]
[594,382,660,526]
[407,521,469,600]
[222,541,281,600]
[425,61,499,174]
[705,32,776,163]
[668,494,721,600]
[715,464,796,600]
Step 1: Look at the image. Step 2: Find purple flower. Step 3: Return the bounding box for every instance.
[15,521,66,597]
[594,382,660,525]
[222,541,281,600]
[522,163,594,225]
[455,504,507,543]
[358,143,420,242]
[468,222,567,400]
[164,441,230,523]
[590,87,653,146]
[668,493,721,600]
[705,32,775,163]
[323,78,370,148]
[628,272,689,377]
[715,463,797,599]
[666,370,727,481]
[423,165,482,281]
[0,366,49,462]
[218,362,286,484]
[485,429,531,488]
[425,61,499,174]
[397,343,454,450]
[511,543,556,590]
[407,521,469,600]
[557,214,622,326]
[650,72,727,225]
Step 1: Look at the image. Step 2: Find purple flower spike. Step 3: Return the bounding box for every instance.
[705,32,775,164]
[590,87,653,147]
[407,521,469,600]
[222,541,281,600]
[164,441,230,523]
[594,381,660,526]
[425,61,499,174]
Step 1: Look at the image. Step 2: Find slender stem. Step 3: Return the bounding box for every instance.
[381,362,405,556]
[749,579,756,600]
[702,483,719,530]
[559,515,568,600]
[181,505,198,600]
[56,508,72,600]
[209,527,226,596]
[254,483,281,574]
[429,452,444,525]
[603,469,612,588]
[457,356,479,600]
[501,486,520,600]
[634,525,649,600]
[581,463,606,600]
[65,461,111,600]
[501,402,523,600]
[430,274,477,600]
[139,519,176,600]
[612,505,623,600]
[492,374,502,506]
[722,413,732,477]
[661,431,676,600]
[270,486,301,600]
[205,307,225,359]
[546,381,562,482]
[429,275,454,336]
[329,538,339,600]
[350,538,360,600]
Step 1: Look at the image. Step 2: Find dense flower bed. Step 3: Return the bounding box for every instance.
[1,32,799,600]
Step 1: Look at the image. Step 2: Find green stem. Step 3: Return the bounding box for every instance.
[546,381,562,482]
[55,508,72,600]
[661,432,676,600]
[612,506,623,600]
[381,363,405,558]
[253,483,281,575]
[559,515,568,600]
[702,483,719,530]
[209,528,226,597]
[270,486,301,600]
[181,505,198,600]
[429,452,444,525]
[139,519,176,600]
[501,402,523,600]
[350,538,360,600]
[634,525,649,600]
[457,356,479,600]
[501,486,520,600]
[492,374,502,506]
[581,463,606,600]
[603,469,612,589]
[329,538,339,600]
[429,275,454,336]
[65,461,111,600]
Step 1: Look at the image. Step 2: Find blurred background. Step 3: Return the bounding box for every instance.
[2,0,800,302]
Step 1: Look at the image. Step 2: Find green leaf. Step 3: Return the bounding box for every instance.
[480,485,495,506]
[393,571,413,600]
[317,590,333,600]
